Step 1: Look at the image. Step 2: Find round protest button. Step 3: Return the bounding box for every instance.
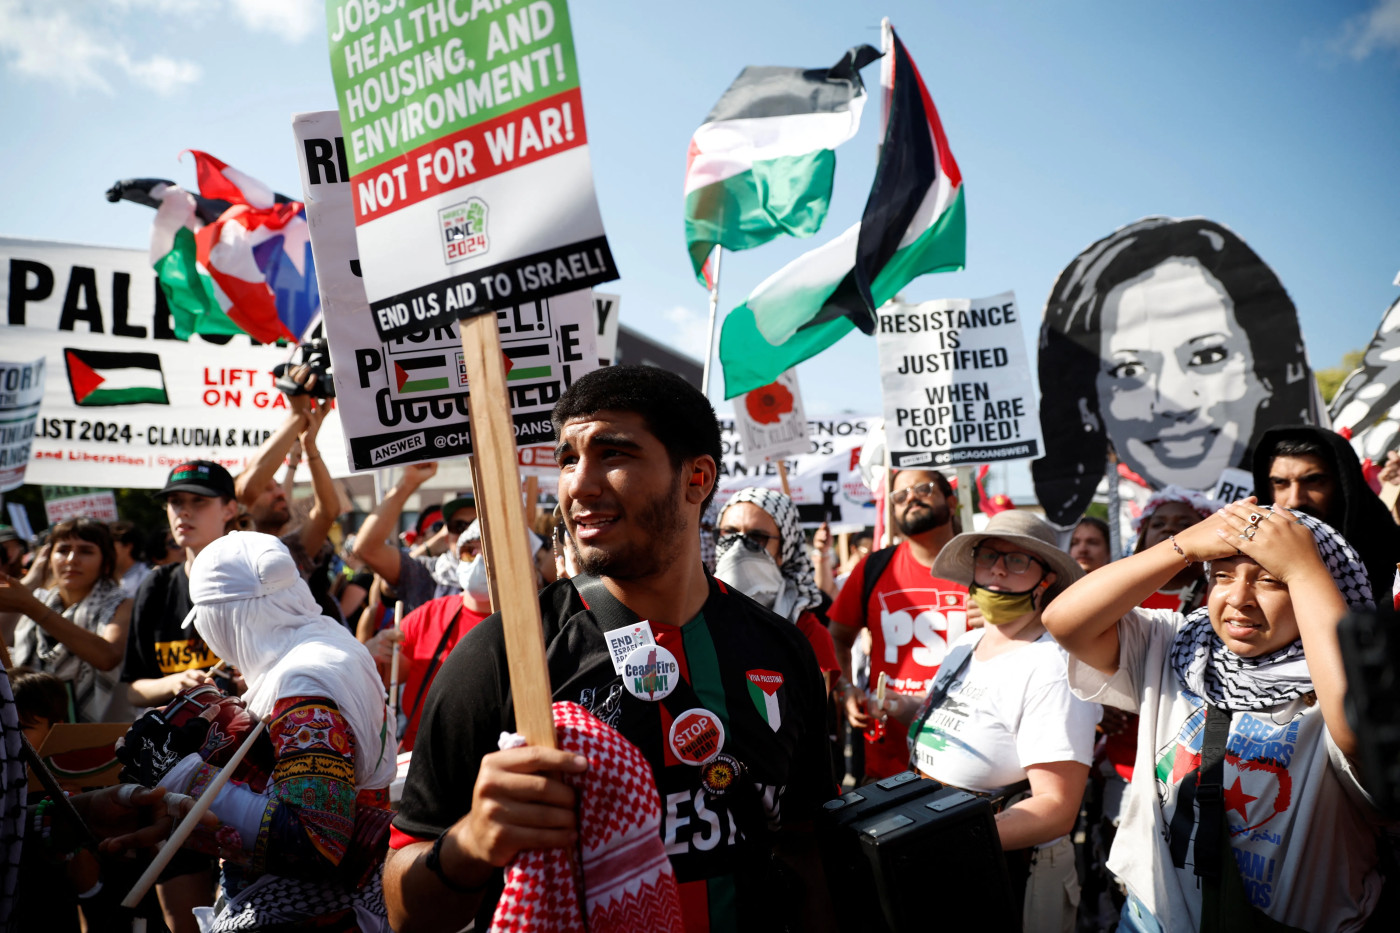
[668,707,726,766]
[621,643,679,702]
[700,752,745,797]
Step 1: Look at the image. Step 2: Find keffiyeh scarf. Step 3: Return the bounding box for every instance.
[11,578,126,722]
[1130,484,1221,534]
[491,702,682,933]
[1169,509,1374,711]
[717,487,823,622]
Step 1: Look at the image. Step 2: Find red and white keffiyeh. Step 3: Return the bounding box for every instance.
[490,702,683,933]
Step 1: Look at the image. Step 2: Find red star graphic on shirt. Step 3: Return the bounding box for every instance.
[1224,775,1258,821]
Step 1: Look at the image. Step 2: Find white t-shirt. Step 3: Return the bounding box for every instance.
[1068,608,1383,932]
[910,629,1101,798]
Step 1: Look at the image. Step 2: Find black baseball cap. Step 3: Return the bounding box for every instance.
[443,495,476,522]
[156,460,236,500]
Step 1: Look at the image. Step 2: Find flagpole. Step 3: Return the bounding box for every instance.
[700,245,723,397]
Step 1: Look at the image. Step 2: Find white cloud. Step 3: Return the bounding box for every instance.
[659,304,714,358]
[229,0,320,43]
[0,0,202,95]
[1333,0,1400,60]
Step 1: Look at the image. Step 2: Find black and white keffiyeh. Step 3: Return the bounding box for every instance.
[718,487,823,622]
[1169,509,1374,711]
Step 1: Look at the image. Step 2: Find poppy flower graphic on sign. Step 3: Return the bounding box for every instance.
[745,381,794,425]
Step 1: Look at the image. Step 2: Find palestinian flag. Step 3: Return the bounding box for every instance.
[503,342,553,382]
[745,669,783,731]
[684,44,881,285]
[392,354,455,394]
[719,29,966,398]
[64,349,169,406]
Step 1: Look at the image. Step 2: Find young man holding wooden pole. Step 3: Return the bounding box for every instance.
[384,365,836,932]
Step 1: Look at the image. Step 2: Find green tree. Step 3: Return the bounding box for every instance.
[1315,349,1365,405]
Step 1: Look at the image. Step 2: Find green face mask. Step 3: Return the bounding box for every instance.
[969,583,1038,625]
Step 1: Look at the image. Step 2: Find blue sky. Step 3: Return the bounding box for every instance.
[2,0,1398,424]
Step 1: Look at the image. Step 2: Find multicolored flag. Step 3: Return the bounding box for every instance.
[684,45,881,286]
[718,28,966,398]
[109,152,320,344]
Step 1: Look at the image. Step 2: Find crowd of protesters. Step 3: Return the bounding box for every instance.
[0,366,1397,932]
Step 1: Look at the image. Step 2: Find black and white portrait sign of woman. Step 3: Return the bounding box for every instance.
[1033,217,1315,527]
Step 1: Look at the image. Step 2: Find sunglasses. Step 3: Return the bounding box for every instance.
[717,529,777,554]
[447,519,471,535]
[972,545,1046,576]
[891,481,939,506]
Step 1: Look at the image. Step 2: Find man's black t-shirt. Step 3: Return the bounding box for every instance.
[394,576,835,931]
[121,562,220,683]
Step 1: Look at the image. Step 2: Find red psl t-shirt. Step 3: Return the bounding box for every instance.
[829,542,967,779]
[795,610,841,674]
[399,594,488,751]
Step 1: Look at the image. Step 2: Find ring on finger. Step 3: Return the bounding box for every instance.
[1243,526,1258,540]
[1247,512,1263,526]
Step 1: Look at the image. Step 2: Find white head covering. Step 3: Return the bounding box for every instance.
[185,532,396,789]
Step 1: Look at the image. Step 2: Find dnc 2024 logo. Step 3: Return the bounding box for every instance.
[439,197,489,265]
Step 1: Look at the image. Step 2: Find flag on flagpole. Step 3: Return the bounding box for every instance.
[684,44,881,285]
[718,28,966,398]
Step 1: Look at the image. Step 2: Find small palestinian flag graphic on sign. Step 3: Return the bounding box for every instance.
[392,352,467,395]
[503,342,553,382]
[64,348,169,406]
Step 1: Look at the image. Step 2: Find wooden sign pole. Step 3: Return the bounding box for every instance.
[776,460,792,497]
[459,313,556,750]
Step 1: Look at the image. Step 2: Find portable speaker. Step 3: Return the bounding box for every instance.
[818,771,1020,932]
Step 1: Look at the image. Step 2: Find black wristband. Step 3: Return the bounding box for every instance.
[425,830,490,895]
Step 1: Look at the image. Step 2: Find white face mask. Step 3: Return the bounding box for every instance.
[714,545,784,609]
[457,555,490,602]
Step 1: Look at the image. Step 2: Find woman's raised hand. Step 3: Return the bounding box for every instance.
[1215,501,1324,583]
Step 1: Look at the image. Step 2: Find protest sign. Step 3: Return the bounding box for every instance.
[733,369,810,469]
[325,0,618,342]
[30,723,131,793]
[1034,216,1315,527]
[593,291,620,366]
[0,238,353,488]
[877,293,1042,469]
[0,356,44,492]
[295,111,598,471]
[717,415,876,532]
[43,487,119,523]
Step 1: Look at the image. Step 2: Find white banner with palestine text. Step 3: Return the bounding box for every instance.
[718,415,877,533]
[877,292,1043,468]
[295,111,597,472]
[0,237,353,488]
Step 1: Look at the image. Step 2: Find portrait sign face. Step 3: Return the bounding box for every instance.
[1033,217,1315,527]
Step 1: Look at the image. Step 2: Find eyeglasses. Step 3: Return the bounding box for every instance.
[972,545,1045,576]
[447,519,471,535]
[891,482,938,506]
[717,529,778,554]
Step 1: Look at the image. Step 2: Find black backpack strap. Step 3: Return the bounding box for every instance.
[1193,704,1234,880]
[859,545,899,618]
[570,573,639,632]
[906,638,978,770]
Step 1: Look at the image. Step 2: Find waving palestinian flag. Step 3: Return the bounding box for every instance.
[719,28,966,398]
[684,45,881,286]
